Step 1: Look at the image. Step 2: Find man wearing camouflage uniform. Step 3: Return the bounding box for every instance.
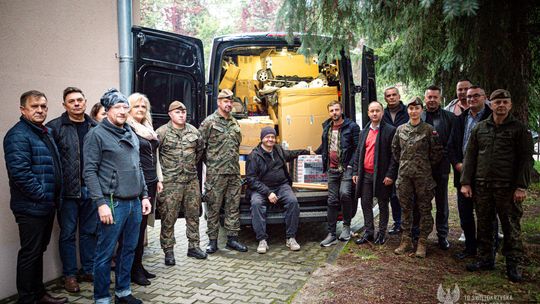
[200,89,247,253]
[156,101,207,266]
[392,97,443,258]
[461,89,533,282]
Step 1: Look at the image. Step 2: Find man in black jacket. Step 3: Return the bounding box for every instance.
[316,101,360,246]
[415,85,456,250]
[246,127,310,253]
[448,85,492,259]
[47,87,97,292]
[382,87,409,234]
[352,101,398,245]
[4,90,67,304]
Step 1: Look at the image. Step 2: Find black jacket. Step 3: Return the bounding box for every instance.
[47,112,97,198]
[4,117,62,217]
[447,106,492,187]
[383,101,409,128]
[315,116,360,172]
[246,144,309,196]
[352,121,398,201]
[421,107,456,176]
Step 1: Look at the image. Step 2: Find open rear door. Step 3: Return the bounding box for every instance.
[360,46,377,127]
[132,26,205,129]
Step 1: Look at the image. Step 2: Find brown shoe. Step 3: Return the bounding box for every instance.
[79,273,94,282]
[415,238,427,258]
[394,235,412,255]
[37,292,68,304]
[64,276,80,293]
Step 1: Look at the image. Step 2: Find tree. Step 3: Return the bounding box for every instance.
[277,0,540,127]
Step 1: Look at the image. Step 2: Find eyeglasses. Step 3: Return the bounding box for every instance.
[466,93,484,99]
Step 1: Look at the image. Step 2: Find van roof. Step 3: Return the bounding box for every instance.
[213,32,304,44]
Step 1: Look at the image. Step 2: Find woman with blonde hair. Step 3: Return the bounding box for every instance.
[121,93,163,285]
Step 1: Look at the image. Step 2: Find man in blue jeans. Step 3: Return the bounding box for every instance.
[84,89,151,304]
[317,100,360,246]
[47,87,98,292]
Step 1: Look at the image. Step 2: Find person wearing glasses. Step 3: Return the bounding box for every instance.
[460,89,533,282]
[448,85,492,260]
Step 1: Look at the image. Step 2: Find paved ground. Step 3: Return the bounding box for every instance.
[1,205,369,304]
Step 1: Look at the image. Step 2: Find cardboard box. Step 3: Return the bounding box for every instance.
[295,155,327,183]
[277,86,338,150]
[265,54,319,78]
[219,63,240,90]
[237,56,262,80]
[235,79,260,112]
[239,160,246,176]
[238,117,275,152]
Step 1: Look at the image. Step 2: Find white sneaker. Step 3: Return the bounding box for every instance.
[320,233,338,247]
[286,238,301,251]
[257,240,269,254]
[458,232,466,242]
[339,225,351,241]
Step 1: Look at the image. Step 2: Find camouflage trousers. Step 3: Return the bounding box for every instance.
[204,174,241,239]
[475,186,523,264]
[396,175,435,239]
[157,179,201,250]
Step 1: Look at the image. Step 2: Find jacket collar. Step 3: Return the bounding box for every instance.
[20,116,48,134]
[486,113,516,126]
[322,115,353,129]
[60,112,97,126]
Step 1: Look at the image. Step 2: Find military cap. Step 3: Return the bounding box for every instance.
[490,89,511,100]
[407,96,423,108]
[168,100,186,112]
[100,88,129,111]
[217,89,234,99]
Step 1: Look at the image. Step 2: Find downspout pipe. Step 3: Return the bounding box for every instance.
[117,0,133,95]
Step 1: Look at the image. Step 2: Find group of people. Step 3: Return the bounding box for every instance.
[3,79,533,304]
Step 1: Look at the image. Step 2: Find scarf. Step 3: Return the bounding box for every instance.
[127,116,158,141]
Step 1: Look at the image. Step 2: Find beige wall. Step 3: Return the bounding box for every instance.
[0,0,142,298]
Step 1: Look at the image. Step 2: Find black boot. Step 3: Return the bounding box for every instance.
[506,263,523,282]
[374,232,386,245]
[164,249,176,266]
[226,236,248,252]
[131,268,150,286]
[206,239,218,254]
[354,233,374,245]
[466,260,495,272]
[188,247,208,259]
[438,237,450,250]
[141,265,156,279]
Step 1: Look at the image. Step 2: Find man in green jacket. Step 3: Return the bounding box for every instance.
[461,89,534,282]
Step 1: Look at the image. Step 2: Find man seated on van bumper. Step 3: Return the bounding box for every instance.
[246,127,311,253]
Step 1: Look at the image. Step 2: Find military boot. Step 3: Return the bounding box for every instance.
[394,235,412,255]
[415,238,427,258]
[506,263,523,282]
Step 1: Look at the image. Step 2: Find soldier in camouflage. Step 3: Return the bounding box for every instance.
[461,89,533,282]
[392,97,443,258]
[199,89,248,253]
[156,101,207,265]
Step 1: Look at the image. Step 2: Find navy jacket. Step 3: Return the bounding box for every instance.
[4,117,62,217]
[47,112,97,198]
[246,144,309,196]
[352,121,398,201]
[448,106,492,187]
[383,101,409,128]
[315,116,360,172]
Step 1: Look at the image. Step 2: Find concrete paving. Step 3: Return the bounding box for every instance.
[1,205,368,304]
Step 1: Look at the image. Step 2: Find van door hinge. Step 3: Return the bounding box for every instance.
[137,32,146,46]
[354,85,363,93]
[205,83,213,95]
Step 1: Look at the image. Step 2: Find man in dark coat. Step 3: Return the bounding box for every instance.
[246,127,310,253]
[4,90,67,304]
[352,101,398,245]
[448,85,492,259]
[382,86,409,235]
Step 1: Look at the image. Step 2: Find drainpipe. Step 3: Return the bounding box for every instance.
[117,0,133,95]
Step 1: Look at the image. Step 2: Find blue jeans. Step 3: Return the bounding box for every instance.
[94,199,142,303]
[58,186,97,276]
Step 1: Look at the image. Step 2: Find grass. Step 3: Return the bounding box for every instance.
[341,239,379,260]
[535,161,540,173]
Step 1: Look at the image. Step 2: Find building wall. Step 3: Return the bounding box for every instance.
[0,0,139,298]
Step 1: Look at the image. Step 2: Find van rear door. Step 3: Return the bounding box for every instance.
[132,26,205,129]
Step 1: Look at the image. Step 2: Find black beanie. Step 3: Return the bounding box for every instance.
[260,126,276,140]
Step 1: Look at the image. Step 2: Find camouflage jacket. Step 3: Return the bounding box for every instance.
[156,121,204,183]
[392,121,443,178]
[199,110,241,175]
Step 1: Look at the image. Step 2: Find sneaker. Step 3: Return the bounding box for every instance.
[458,232,466,242]
[257,240,269,254]
[115,294,142,304]
[286,238,301,251]
[338,225,351,241]
[320,233,338,247]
